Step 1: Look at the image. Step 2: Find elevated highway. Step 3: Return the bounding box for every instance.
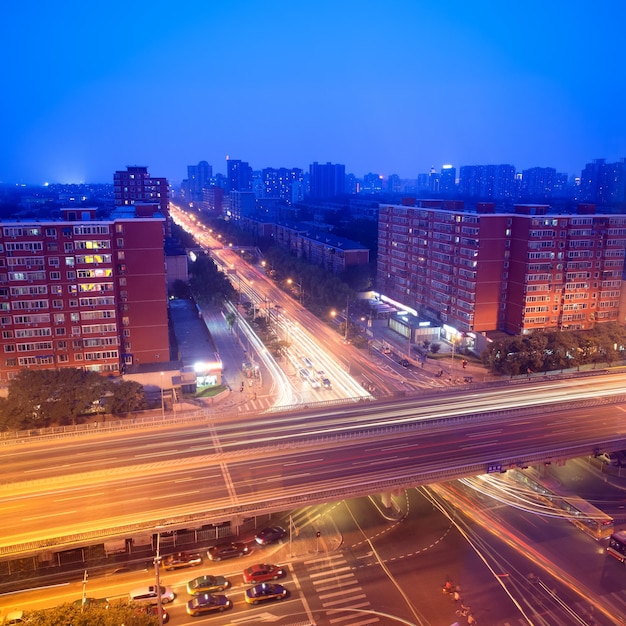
[2,372,626,558]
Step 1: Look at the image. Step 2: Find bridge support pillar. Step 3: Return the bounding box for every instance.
[380,492,393,508]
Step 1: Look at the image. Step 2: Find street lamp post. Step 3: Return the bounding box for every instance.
[154,533,164,626]
[287,278,303,304]
[160,372,165,421]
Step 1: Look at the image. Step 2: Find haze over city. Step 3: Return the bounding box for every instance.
[3,0,626,185]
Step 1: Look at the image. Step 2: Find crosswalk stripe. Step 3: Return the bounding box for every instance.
[304,553,347,566]
[319,586,363,600]
[327,602,372,620]
[314,574,359,590]
[322,593,367,607]
[329,618,379,626]
[309,565,352,578]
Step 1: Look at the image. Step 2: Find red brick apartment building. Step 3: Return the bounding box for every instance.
[0,204,169,384]
[377,201,626,336]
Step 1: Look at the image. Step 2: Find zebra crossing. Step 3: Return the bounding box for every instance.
[303,552,379,626]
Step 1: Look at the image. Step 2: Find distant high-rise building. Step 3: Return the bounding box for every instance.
[520,166,557,200]
[428,167,440,193]
[439,165,457,195]
[308,162,345,199]
[201,187,224,215]
[229,190,256,220]
[362,173,383,194]
[183,161,212,205]
[261,167,304,204]
[386,174,402,194]
[580,158,626,206]
[226,158,253,192]
[458,164,516,200]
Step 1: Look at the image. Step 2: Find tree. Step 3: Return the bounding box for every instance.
[430,342,441,354]
[0,368,106,429]
[20,602,157,625]
[106,380,146,414]
[224,312,236,333]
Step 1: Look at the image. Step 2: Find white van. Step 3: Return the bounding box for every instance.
[128,585,175,605]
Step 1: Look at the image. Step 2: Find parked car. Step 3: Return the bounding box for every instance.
[186,574,230,595]
[186,593,232,616]
[243,563,285,584]
[4,611,26,624]
[322,378,332,389]
[254,526,286,545]
[207,542,249,561]
[597,452,621,466]
[127,585,175,605]
[162,552,202,570]
[245,583,288,604]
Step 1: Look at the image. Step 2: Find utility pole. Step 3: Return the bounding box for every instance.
[154,533,164,626]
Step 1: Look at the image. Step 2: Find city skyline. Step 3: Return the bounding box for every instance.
[2,1,626,185]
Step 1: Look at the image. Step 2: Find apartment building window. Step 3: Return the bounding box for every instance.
[2,330,13,339]
[5,358,16,367]
[74,354,83,361]
[4,345,15,352]
[117,251,125,260]
[45,228,57,238]
[49,258,60,268]
[65,257,75,267]
[64,242,73,252]
[57,354,69,363]
[55,327,66,336]
[119,277,126,286]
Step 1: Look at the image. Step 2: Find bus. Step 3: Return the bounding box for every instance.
[560,496,614,539]
[607,530,626,563]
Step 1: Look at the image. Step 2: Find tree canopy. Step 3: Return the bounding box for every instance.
[0,368,147,432]
[482,323,626,375]
[16,602,157,625]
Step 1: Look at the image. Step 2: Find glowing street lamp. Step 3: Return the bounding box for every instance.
[287,278,303,304]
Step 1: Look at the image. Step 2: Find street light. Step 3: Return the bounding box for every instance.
[286,278,303,304]
[160,372,165,420]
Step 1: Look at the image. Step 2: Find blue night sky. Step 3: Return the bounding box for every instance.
[2,0,626,185]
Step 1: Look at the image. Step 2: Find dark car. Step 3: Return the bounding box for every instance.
[399,358,410,367]
[186,593,232,616]
[162,551,202,570]
[254,526,286,545]
[243,563,285,584]
[207,542,249,561]
[245,583,288,604]
[186,574,230,595]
